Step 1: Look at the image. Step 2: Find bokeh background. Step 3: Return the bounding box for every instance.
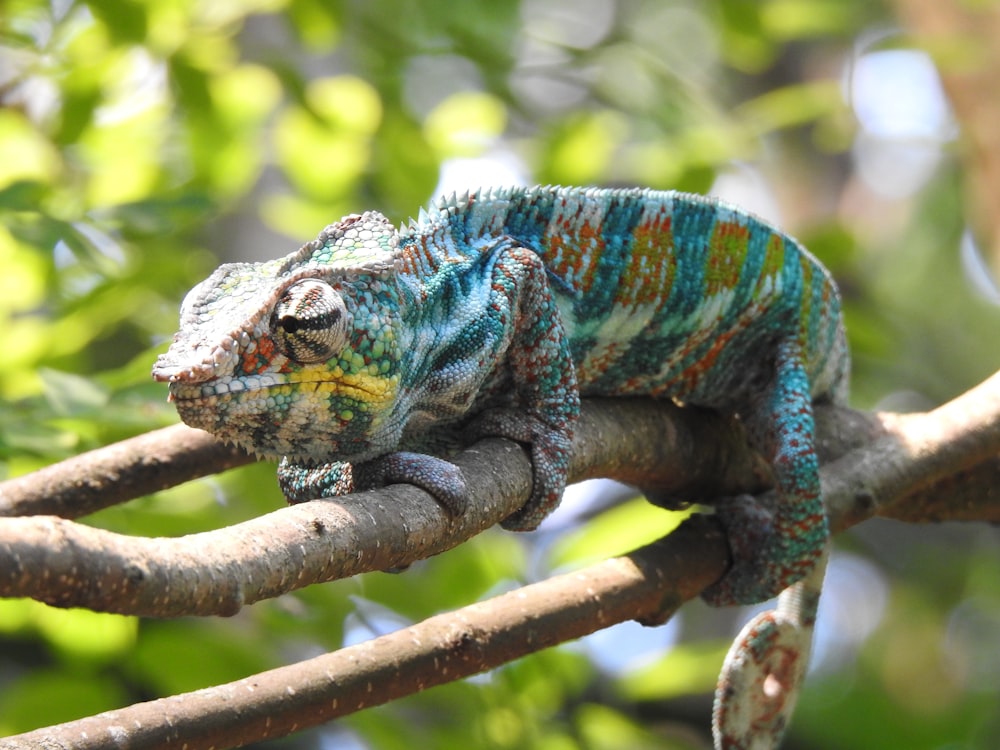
[1,1,999,748]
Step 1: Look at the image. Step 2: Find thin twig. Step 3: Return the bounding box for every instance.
[0,425,251,519]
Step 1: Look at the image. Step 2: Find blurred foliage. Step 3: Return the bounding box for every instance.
[1,0,999,748]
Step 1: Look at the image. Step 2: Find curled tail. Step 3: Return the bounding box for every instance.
[712,545,828,749]
[703,334,840,748]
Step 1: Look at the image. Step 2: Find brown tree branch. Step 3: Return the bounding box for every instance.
[0,400,750,616]
[0,516,728,750]
[1,372,999,617]
[0,424,251,519]
[0,399,762,519]
[824,369,1000,530]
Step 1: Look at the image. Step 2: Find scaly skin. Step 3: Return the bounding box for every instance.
[153,185,849,749]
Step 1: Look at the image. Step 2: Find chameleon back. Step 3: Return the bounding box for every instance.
[411,186,848,410]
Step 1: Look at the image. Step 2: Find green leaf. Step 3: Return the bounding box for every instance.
[0,180,48,211]
[618,640,728,701]
[548,494,688,570]
[83,0,149,43]
[32,604,138,662]
[38,368,110,416]
[0,670,127,735]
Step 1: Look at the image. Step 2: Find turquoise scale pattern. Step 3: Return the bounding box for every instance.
[399,186,847,603]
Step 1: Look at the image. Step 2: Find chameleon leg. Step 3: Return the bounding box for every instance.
[279,239,580,529]
[278,453,468,516]
[703,337,830,749]
[702,337,828,606]
[464,242,580,532]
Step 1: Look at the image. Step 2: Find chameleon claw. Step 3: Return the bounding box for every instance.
[467,408,573,532]
[375,451,469,518]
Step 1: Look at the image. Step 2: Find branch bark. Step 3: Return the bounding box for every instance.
[0,373,999,619]
[0,400,748,615]
[0,516,728,750]
[0,424,251,519]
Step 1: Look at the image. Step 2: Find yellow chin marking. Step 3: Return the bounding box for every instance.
[288,369,400,409]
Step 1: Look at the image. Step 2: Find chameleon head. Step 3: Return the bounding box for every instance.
[152,212,407,461]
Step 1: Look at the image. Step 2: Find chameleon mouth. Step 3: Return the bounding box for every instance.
[166,371,401,452]
[167,371,393,405]
[167,374,399,463]
[167,372,292,402]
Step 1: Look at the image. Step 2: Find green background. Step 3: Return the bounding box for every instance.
[1,1,998,748]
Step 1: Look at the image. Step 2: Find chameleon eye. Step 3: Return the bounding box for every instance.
[271,279,350,364]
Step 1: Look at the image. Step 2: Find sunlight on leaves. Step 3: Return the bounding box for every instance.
[736,80,845,138]
[0,111,60,188]
[34,605,138,662]
[619,640,727,701]
[542,111,629,185]
[0,598,137,662]
[762,0,860,38]
[38,368,110,416]
[424,91,507,157]
[576,702,673,750]
[275,76,382,201]
[548,497,689,570]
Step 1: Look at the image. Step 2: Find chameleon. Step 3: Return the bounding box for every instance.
[152,185,848,749]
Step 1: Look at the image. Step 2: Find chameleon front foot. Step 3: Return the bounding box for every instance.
[370,451,469,517]
[278,453,468,517]
[465,408,573,532]
[279,458,354,503]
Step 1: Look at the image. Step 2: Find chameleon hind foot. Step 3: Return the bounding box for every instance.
[701,493,825,607]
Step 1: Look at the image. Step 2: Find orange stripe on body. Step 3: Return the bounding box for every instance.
[705,220,751,298]
[616,213,676,307]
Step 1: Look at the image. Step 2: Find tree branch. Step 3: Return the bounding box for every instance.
[0,400,748,616]
[0,424,251,519]
[1,372,999,617]
[823,370,1000,530]
[0,516,728,750]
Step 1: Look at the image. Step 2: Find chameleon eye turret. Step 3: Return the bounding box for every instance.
[271,279,351,364]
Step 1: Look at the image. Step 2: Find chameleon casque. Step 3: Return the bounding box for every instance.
[153,185,848,749]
